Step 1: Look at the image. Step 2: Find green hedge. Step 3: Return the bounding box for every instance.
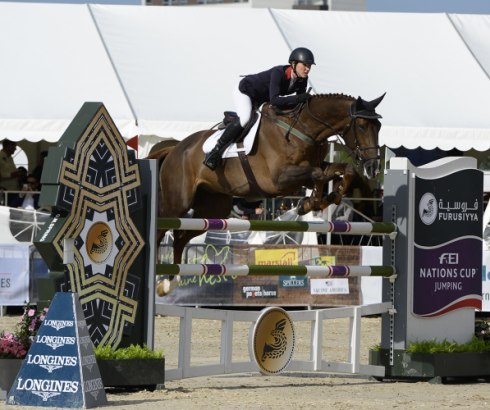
[94,343,165,360]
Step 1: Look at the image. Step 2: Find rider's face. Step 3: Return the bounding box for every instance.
[294,62,311,78]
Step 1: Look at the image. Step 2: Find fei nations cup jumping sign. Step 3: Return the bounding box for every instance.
[413,169,483,317]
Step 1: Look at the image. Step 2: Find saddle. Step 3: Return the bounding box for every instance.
[218,110,260,140]
[218,110,270,202]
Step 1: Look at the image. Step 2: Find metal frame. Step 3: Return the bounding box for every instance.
[156,302,392,381]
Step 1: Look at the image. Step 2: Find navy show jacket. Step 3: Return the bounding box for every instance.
[239,65,307,107]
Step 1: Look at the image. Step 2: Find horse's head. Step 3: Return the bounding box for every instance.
[343,93,385,179]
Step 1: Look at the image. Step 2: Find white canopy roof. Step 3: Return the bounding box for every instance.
[1,2,490,154]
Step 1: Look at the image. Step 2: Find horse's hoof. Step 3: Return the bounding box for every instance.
[156,275,181,297]
[327,191,342,205]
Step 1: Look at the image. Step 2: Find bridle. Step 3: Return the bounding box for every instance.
[343,104,381,165]
[264,98,381,168]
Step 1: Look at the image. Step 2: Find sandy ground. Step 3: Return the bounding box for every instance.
[1,310,490,409]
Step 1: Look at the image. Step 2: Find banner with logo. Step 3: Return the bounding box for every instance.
[155,244,235,306]
[7,292,107,407]
[0,244,30,306]
[156,244,363,307]
[413,170,483,317]
[310,279,349,295]
[255,249,298,265]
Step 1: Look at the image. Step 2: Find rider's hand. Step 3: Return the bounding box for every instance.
[297,92,311,104]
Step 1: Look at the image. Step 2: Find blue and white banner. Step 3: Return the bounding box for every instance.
[0,244,30,306]
[481,250,490,312]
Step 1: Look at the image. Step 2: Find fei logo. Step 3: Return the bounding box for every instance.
[419,193,438,225]
[439,253,458,264]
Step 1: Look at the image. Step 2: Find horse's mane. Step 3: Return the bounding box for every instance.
[311,93,356,102]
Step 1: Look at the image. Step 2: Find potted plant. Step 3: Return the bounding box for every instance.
[369,318,490,381]
[0,303,48,394]
[94,343,165,391]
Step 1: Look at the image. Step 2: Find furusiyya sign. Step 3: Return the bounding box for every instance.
[413,169,483,317]
[6,292,107,408]
[249,307,295,376]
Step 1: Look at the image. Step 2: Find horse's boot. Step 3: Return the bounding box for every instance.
[203,117,244,171]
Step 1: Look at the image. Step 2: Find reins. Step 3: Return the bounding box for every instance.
[260,97,380,167]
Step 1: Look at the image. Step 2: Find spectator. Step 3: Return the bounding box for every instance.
[0,139,21,205]
[17,166,27,189]
[231,198,264,220]
[32,151,48,183]
[10,174,40,210]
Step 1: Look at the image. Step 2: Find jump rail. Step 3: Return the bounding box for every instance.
[157,218,397,236]
[156,303,393,381]
[156,264,394,277]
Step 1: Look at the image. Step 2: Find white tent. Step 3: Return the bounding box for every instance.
[1,2,490,157]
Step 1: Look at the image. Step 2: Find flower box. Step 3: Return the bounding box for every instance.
[97,358,165,390]
[0,359,24,399]
[369,349,490,381]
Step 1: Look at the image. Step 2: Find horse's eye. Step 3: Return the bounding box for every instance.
[358,124,366,132]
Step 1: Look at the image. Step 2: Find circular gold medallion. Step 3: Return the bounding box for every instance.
[249,307,295,375]
[85,221,113,264]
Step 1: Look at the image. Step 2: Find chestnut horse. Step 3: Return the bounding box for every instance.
[149,93,385,296]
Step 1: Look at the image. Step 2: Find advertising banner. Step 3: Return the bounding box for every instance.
[0,244,30,306]
[413,170,483,317]
[255,249,298,265]
[310,279,349,295]
[157,244,362,307]
[155,244,235,306]
[257,249,302,290]
[481,250,490,312]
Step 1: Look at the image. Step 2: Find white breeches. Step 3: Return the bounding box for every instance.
[233,83,253,127]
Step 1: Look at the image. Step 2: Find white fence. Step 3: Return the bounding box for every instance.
[155,302,392,381]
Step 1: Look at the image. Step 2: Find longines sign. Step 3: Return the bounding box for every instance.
[7,293,107,408]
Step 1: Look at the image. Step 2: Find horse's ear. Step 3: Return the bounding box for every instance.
[369,92,386,109]
[355,96,364,112]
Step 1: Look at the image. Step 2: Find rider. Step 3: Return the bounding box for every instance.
[203,47,315,171]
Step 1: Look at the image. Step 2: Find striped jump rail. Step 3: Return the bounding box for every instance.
[157,218,397,236]
[156,264,395,277]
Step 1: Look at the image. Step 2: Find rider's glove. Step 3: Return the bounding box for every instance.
[297,92,312,104]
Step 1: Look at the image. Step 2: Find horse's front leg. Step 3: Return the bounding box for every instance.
[294,162,357,216]
[317,162,357,209]
[272,165,329,214]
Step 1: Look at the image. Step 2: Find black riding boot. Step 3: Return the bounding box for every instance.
[203,117,244,171]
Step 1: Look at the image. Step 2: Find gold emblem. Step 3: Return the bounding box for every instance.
[251,307,295,375]
[86,222,113,264]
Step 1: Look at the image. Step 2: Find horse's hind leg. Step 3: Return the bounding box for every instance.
[156,191,233,297]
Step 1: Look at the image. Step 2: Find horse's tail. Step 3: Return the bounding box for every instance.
[145,146,175,168]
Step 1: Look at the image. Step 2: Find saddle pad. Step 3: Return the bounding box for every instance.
[202,105,263,159]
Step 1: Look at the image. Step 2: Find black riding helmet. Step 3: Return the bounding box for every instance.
[288,47,316,65]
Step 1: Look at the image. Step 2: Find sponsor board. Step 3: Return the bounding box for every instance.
[249,307,295,375]
[255,249,298,266]
[413,170,483,317]
[313,255,336,266]
[310,279,349,295]
[279,276,308,288]
[242,285,278,299]
[7,292,107,408]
